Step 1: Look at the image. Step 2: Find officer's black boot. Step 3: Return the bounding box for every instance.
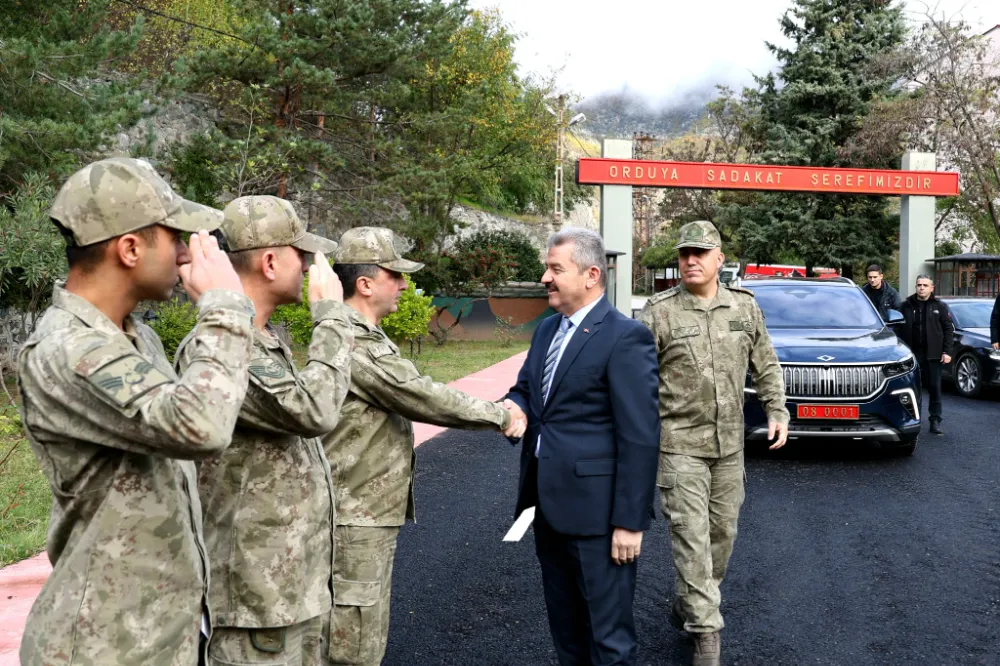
[929,418,943,435]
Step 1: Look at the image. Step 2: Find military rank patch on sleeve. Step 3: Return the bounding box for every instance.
[248,357,295,388]
[85,354,171,407]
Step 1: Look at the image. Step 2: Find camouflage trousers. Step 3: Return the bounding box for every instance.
[206,615,323,666]
[321,525,400,666]
[657,449,745,634]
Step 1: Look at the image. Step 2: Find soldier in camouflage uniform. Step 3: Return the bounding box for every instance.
[638,221,788,666]
[319,227,525,666]
[174,196,354,666]
[16,157,255,666]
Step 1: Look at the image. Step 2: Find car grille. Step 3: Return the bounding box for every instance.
[782,364,884,399]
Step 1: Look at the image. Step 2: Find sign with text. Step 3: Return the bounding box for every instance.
[577,158,959,197]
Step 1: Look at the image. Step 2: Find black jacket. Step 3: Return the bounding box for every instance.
[862,281,902,320]
[991,293,1000,345]
[898,294,955,360]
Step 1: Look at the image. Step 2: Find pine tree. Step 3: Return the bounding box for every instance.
[174,2,565,250]
[0,0,142,311]
[737,0,906,278]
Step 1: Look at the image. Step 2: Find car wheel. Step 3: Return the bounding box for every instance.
[954,352,983,398]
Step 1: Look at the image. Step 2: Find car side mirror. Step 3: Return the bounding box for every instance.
[885,309,904,325]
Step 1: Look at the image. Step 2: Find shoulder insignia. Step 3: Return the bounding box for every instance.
[646,287,680,307]
[84,353,171,407]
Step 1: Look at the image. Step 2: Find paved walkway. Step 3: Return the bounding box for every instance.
[0,350,527,665]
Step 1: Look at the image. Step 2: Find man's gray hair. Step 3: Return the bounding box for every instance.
[548,227,608,289]
[916,274,934,284]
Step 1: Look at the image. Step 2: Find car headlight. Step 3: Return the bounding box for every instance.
[989,349,1000,361]
[883,356,916,378]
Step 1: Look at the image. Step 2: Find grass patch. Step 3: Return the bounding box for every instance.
[292,338,529,385]
[402,339,529,384]
[1,405,52,567]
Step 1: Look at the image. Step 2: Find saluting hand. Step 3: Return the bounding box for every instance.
[308,252,343,304]
[179,230,244,303]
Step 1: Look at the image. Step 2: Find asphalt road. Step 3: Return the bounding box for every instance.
[384,391,1000,666]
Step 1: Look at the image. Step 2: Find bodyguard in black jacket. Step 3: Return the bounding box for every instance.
[862,264,903,320]
[897,275,954,434]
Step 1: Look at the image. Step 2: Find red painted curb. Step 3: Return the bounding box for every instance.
[0,349,527,661]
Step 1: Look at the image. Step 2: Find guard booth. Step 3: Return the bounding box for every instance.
[930,254,1000,297]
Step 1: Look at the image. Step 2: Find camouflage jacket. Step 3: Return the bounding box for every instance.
[176,299,354,629]
[16,286,254,666]
[322,306,511,527]
[639,284,788,459]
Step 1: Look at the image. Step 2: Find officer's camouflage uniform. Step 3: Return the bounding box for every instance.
[176,196,354,666]
[16,157,255,666]
[638,221,788,637]
[320,227,511,666]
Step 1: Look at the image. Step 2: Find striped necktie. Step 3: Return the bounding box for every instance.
[542,316,573,402]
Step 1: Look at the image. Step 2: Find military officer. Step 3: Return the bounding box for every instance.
[320,227,525,666]
[16,157,255,666]
[174,196,353,666]
[639,220,789,666]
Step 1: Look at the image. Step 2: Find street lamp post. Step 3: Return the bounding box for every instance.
[546,95,585,233]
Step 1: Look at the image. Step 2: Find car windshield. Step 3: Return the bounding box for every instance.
[751,285,883,329]
[947,301,993,328]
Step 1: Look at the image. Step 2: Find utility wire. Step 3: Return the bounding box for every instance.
[111,0,252,45]
[568,129,594,158]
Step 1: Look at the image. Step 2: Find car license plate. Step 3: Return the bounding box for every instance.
[796,405,859,419]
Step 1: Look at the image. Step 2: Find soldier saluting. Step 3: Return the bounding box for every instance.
[175,196,353,666]
[16,158,255,665]
[639,220,788,666]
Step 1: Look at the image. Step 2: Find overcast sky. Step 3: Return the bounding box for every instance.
[469,0,995,105]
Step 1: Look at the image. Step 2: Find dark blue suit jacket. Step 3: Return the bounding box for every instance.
[505,296,660,537]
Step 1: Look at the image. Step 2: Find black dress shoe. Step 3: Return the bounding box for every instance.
[929,420,943,435]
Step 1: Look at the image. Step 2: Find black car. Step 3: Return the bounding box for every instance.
[743,277,921,455]
[939,297,1000,398]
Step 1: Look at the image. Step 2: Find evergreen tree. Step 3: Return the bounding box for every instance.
[0,0,142,311]
[174,2,568,250]
[738,0,906,277]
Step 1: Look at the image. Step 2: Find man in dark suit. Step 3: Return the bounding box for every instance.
[503,227,660,666]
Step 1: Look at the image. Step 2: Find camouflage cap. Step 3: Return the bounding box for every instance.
[220,196,338,255]
[675,220,722,250]
[334,227,423,273]
[50,157,224,246]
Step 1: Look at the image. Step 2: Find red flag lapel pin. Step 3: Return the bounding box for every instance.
[583,328,590,333]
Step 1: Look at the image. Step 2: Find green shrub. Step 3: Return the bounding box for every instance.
[452,229,543,282]
[168,132,223,207]
[0,405,21,438]
[382,275,434,342]
[148,298,198,362]
[273,279,312,346]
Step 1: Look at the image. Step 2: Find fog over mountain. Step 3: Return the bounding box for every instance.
[573,85,719,140]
